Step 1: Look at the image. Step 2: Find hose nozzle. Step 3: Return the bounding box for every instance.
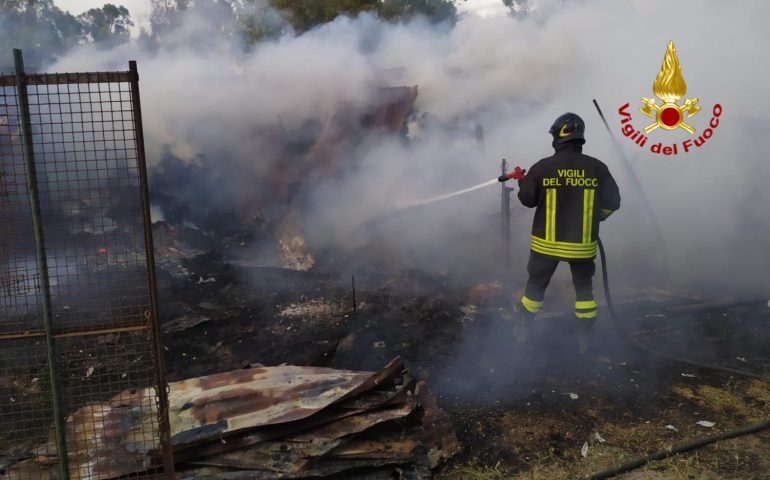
[499,166,526,182]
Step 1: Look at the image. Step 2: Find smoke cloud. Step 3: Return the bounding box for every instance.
[46,0,770,298]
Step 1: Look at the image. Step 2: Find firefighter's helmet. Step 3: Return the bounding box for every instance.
[549,112,585,144]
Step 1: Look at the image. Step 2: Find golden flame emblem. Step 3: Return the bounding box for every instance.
[640,41,700,134]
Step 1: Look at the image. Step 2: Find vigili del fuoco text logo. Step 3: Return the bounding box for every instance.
[618,40,722,156]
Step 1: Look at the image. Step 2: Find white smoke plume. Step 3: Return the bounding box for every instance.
[49,0,770,298]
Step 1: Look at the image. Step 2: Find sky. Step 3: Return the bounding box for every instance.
[56,0,151,16]
[56,0,153,32]
[53,0,507,34]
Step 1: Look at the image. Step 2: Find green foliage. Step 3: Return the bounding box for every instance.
[78,4,133,46]
[378,0,457,25]
[143,0,458,49]
[1,0,75,69]
[225,0,288,48]
[267,0,378,33]
[147,0,190,39]
[267,0,457,33]
[0,0,134,70]
[502,0,530,17]
[1,0,459,69]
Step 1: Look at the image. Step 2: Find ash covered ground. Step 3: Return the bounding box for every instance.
[154,223,770,479]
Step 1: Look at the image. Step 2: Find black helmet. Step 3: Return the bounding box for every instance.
[549,112,585,144]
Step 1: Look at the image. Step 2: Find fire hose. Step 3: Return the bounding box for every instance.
[584,99,770,479]
[597,238,768,382]
[589,98,769,383]
[386,141,769,477]
[492,166,769,478]
[583,237,770,480]
[429,108,769,478]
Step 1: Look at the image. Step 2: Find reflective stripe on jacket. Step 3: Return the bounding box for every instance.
[517,142,620,260]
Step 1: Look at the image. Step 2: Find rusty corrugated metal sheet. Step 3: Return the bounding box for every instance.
[3,363,393,479]
[339,377,414,410]
[304,86,418,180]
[362,86,419,132]
[335,356,403,402]
[329,437,418,460]
[174,357,406,460]
[169,365,377,447]
[186,404,414,473]
[3,358,455,480]
[173,403,365,462]
[272,87,418,271]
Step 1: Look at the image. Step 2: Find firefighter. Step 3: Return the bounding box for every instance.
[501,112,621,353]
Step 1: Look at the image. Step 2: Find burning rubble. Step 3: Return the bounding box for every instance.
[149,86,418,272]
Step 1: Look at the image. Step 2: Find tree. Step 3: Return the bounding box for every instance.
[78,4,133,47]
[0,0,135,70]
[147,0,190,39]
[231,0,288,47]
[141,0,457,49]
[267,0,377,33]
[0,0,82,69]
[502,0,530,17]
[378,0,457,25]
[267,0,457,34]
[144,0,244,48]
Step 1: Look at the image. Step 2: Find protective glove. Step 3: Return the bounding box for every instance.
[498,166,527,182]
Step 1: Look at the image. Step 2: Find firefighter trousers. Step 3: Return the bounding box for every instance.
[520,252,598,320]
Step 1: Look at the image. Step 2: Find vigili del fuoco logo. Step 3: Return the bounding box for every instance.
[618,40,722,155]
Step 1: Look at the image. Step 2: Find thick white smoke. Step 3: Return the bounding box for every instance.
[50,0,770,297]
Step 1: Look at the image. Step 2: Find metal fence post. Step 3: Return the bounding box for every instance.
[129,60,175,478]
[13,48,70,480]
[500,158,512,266]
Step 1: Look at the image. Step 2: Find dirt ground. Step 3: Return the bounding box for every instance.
[4,241,768,479]
[153,248,770,480]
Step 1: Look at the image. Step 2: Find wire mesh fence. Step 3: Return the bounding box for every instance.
[0,51,173,479]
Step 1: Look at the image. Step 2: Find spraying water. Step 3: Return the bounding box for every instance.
[353,177,501,236]
[397,178,499,211]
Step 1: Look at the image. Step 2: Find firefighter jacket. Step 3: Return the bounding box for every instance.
[517,142,620,260]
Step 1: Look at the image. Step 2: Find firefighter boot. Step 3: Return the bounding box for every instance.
[576,317,597,355]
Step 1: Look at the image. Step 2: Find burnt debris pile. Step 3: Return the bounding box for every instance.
[3,357,459,479]
[149,86,419,273]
